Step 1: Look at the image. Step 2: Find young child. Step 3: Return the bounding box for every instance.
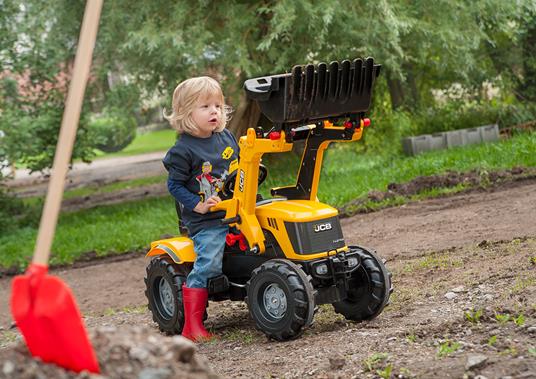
[162,76,239,341]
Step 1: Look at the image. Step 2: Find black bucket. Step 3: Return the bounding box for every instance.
[244,57,381,129]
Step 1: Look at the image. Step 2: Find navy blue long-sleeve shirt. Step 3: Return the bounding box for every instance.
[163,129,240,235]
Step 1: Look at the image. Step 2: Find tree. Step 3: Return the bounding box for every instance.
[0,0,96,174]
[1,0,535,161]
[94,0,535,125]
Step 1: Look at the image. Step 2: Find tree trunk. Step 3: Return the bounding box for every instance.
[517,19,536,102]
[405,66,420,109]
[386,71,406,110]
[227,94,261,138]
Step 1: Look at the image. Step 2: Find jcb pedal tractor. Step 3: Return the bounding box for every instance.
[145,57,393,341]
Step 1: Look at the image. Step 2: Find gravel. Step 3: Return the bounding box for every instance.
[0,326,219,379]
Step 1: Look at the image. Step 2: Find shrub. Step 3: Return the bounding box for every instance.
[413,100,536,135]
[362,110,416,154]
[0,189,41,237]
[90,111,137,153]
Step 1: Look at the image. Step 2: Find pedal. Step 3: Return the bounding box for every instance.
[207,275,229,295]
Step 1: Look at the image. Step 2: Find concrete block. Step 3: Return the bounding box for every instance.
[402,135,431,156]
[479,124,499,142]
[429,133,447,150]
[446,130,466,148]
[464,128,482,145]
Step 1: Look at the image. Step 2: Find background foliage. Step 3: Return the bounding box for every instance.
[0,0,535,216]
[1,0,535,164]
[0,0,535,263]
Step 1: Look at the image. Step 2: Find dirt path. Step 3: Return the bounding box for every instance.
[5,151,167,197]
[1,179,535,378]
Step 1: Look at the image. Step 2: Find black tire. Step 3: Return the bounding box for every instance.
[333,247,393,321]
[144,256,190,334]
[246,259,316,341]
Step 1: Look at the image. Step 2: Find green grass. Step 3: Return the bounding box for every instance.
[94,128,177,159]
[0,196,179,270]
[20,175,167,209]
[1,132,535,271]
[315,131,535,206]
[63,175,166,200]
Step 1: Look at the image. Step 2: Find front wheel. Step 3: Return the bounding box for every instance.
[144,256,190,334]
[246,259,316,341]
[333,247,393,321]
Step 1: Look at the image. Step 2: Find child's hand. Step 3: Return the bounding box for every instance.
[193,196,222,214]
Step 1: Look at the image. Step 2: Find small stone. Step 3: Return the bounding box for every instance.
[138,367,172,379]
[527,326,536,334]
[466,354,488,370]
[307,368,318,376]
[451,286,465,293]
[444,292,458,300]
[474,376,488,379]
[129,346,150,361]
[482,294,494,301]
[169,336,195,363]
[2,361,15,375]
[329,356,345,370]
[96,325,117,334]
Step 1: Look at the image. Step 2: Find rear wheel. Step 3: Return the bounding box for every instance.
[246,259,316,341]
[144,256,190,334]
[333,247,393,321]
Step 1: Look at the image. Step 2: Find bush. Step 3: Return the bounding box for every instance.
[361,110,417,155]
[413,100,536,135]
[0,85,97,173]
[90,111,137,153]
[0,189,41,237]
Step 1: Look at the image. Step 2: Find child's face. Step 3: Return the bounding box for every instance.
[191,94,223,138]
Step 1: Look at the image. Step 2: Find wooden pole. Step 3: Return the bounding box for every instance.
[32,0,103,266]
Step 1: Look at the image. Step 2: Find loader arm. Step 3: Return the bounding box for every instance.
[213,57,380,253]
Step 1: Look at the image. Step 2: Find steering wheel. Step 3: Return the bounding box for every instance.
[220,164,268,199]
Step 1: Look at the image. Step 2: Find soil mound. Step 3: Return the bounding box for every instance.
[0,325,219,379]
[340,166,536,216]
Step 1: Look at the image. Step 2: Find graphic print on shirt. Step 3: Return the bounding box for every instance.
[221,146,234,159]
[196,146,236,202]
[196,161,220,201]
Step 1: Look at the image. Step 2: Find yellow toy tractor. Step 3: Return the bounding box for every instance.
[144,58,393,341]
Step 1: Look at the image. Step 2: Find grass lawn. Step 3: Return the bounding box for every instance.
[1,131,534,271]
[94,128,177,159]
[262,131,536,205]
[0,197,179,270]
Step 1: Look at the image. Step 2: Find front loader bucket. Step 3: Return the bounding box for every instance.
[244,57,380,128]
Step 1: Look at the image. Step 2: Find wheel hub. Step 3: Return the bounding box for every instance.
[263,284,287,319]
[158,277,175,317]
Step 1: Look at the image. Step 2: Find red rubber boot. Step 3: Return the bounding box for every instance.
[181,285,214,342]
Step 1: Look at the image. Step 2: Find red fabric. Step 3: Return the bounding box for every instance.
[10,263,100,373]
[181,285,214,341]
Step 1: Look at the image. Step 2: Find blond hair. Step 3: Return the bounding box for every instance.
[163,76,232,134]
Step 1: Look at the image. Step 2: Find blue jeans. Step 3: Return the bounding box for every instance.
[187,225,229,288]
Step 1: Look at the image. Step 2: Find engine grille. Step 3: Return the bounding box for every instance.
[284,216,345,254]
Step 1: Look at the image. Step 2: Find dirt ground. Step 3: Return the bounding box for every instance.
[5,151,167,198]
[1,179,535,378]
